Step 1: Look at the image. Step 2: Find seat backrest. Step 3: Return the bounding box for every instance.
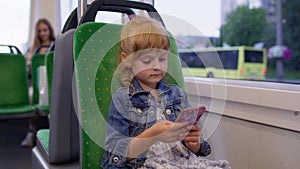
[45,51,54,107]
[74,22,185,169]
[35,30,79,164]
[0,53,36,119]
[0,53,30,107]
[33,5,80,164]
[31,53,47,105]
[48,28,79,164]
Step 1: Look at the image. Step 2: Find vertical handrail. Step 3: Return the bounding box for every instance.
[77,0,87,24]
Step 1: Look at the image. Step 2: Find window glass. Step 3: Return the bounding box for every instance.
[60,0,77,29]
[59,0,299,82]
[155,0,300,82]
[0,1,30,53]
[95,11,123,24]
[245,50,264,63]
[219,51,239,69]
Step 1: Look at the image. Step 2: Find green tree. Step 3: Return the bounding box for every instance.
[282,0,300,70]
[220,5,267,46]
[266,0,300,71]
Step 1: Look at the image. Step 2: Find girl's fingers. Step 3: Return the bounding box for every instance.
[169,123,188,133]
[185,133,200,139]
[185,141,200,149]
[187,125,200,131]
[184,136,200,142]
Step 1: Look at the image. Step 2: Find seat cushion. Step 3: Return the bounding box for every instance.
[0,105,35,114]
[37,129,50,152]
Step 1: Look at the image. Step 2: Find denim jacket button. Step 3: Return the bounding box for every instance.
[166,109,172,115]
[113,156,119,163]
[137,108,142,113]
[150,110,154,115]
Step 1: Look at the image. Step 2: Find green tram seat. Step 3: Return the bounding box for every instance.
[34,51,54,163]
[31,53,49,113]
[0,53,36,119]
[73,22,184,169]
[45,51,54,107]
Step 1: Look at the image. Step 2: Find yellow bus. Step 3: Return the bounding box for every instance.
[179,46,267,80]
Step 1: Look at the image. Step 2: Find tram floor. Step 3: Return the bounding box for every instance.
[0,117,49,169]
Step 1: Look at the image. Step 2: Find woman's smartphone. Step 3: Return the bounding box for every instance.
[175,106,206,125]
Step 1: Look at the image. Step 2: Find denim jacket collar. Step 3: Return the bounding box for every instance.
[130,78,170,97]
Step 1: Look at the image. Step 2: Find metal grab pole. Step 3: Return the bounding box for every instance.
[78,0,87,24]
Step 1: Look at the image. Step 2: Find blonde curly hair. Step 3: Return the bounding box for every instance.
[117,16,170,87]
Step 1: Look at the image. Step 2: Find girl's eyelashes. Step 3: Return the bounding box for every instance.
[140,57,168,64]
[139,51,169,64]
[142,59,151,64]
[159,56,168,62]
[140,55,152,64]
[159,58,167,62]
[159,54,168,62]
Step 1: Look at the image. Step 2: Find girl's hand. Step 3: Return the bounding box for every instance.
[183,124,201,153]
[128,120,188,160]
[149,120,189,143]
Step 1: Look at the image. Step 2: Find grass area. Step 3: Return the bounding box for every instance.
[266,68,300,80]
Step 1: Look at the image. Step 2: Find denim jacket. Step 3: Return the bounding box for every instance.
[101,79,209,169]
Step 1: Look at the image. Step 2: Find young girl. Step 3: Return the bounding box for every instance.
[101,16,230,169]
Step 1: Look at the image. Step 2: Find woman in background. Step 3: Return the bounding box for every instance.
[26,18,55,69]
[21,18,55,147]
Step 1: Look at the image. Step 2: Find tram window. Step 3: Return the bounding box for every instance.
[198,51,220,69]
[0,46,10,53]
[179,52,205,68]
[244,50,263,63]
[218,51,238,69]
[95,11,123,24]
[0,1,30,53]
[155,0,300,83]
[180,50,238,70]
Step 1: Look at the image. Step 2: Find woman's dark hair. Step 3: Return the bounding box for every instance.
[34,18,56,44]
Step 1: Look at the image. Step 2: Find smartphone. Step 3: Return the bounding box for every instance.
[175,106,206,125]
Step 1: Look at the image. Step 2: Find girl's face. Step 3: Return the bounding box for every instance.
[131,48,169,90]
[37,23,50,42]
